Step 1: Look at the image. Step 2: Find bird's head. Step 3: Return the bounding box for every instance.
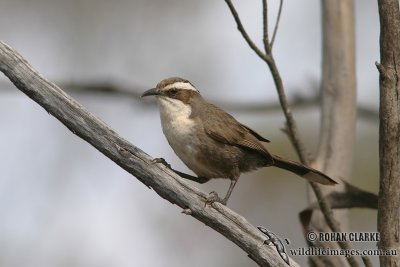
[142,77,199,100]
[142,77,201,116]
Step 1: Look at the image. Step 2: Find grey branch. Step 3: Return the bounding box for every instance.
[376,0,400,266]
[300,181,378,227]
[225,0,271,62]
[270,0,283,49]
[0,41,301,267]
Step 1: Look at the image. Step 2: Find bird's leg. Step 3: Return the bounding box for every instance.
[152,158,210,184]
[222,179,238,204]
[206,179,238,205]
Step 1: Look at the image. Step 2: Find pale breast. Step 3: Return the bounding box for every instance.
[156,97,240,178]
[158,97,202,167]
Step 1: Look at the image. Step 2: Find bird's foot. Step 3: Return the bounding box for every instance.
[152,159,210,184]
[205,191,227,206]
[152,157,171,169]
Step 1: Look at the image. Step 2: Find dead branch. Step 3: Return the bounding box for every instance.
[270,0,283,49]
[299,181,378,232]
[0,41,301,267]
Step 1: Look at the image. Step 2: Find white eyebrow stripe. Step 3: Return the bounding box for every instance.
[164,82,198,92]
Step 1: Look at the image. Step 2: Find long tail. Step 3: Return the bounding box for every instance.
[272,155,337,185]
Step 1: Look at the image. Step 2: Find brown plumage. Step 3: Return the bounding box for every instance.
[142,77,337,204]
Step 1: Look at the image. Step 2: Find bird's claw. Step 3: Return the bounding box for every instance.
[152,158,171,169]
[205,191,227,206]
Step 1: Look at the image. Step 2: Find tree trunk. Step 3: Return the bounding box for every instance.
[376,0,400,266]
[309,0,357,266]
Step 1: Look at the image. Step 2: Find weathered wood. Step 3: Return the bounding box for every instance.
[0,41,301,267]
[376,0,400,266]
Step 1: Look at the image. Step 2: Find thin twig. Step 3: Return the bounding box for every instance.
[262,0,271,53]
[224,0,308,162]
[270,0,284,49]
[224,0,270,62]
[267,57,309,163]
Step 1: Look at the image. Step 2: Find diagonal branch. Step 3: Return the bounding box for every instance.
[0,41,301,267]
[270,0,283,49]
[225,0,308,163]
[299,180,378,232]
[225,0,270,62]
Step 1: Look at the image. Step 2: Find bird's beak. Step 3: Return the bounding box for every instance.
[141,88,165,98]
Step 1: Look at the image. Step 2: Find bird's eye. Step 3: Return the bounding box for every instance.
[169,89,178,97]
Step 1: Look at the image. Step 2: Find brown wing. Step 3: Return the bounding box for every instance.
[202,104,271,158]
[239,123,270,143]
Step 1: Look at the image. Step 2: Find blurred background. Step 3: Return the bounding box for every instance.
[0,0,379,266]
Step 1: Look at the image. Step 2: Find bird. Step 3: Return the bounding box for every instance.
[141,77,337,205]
